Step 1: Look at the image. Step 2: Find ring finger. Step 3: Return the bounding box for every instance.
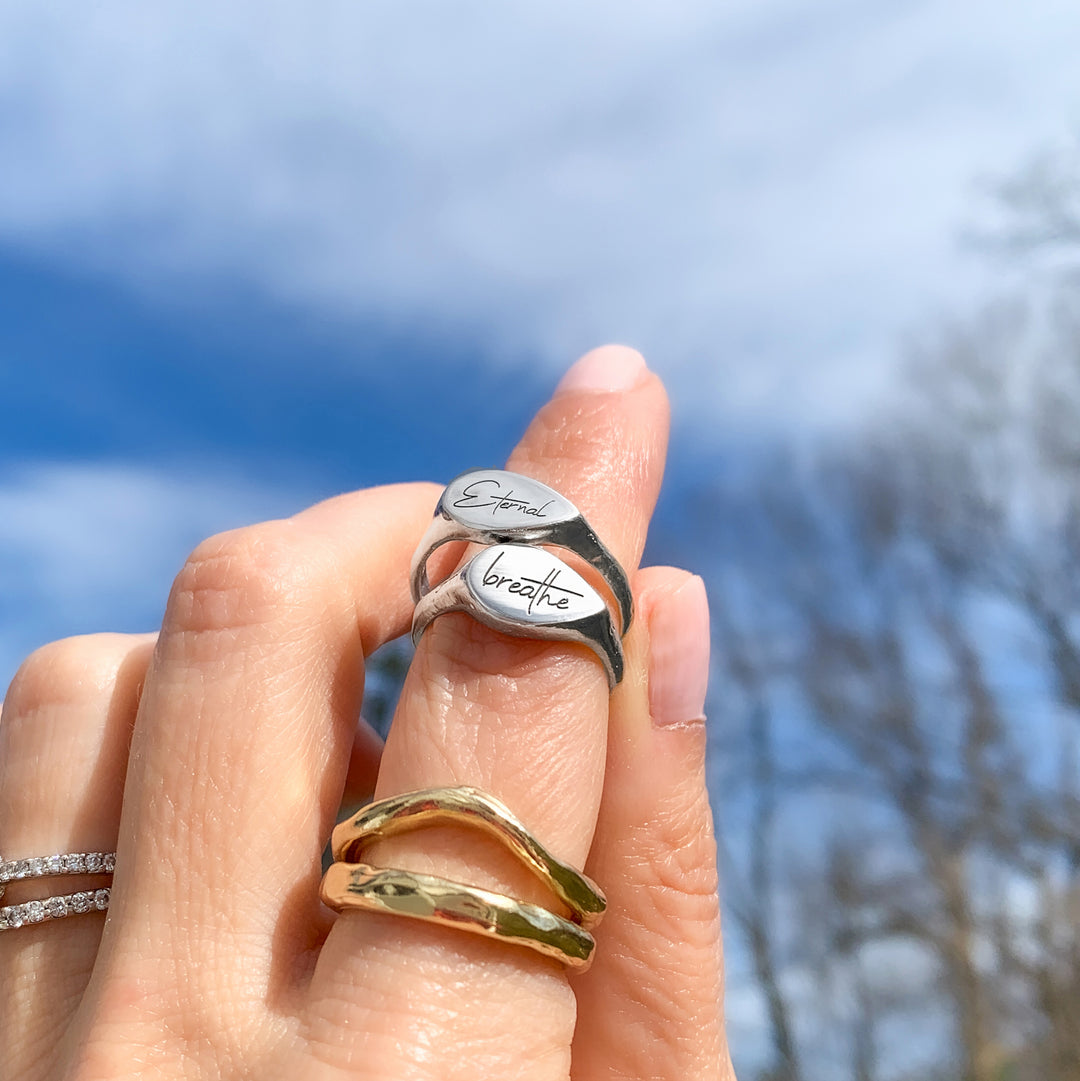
[307,346,669,1078]
[0,632,155,1080]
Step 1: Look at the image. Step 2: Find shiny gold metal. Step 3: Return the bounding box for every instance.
[330,786,606,930]
[320,861,596,970]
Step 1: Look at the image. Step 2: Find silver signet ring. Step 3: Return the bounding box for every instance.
[411,543,625,689]
[409,469,633,635]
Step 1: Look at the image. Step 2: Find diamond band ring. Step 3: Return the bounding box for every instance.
[1,888,111,931]
[0,851,116,892]
[411,543,625,688]
[409,469,633,634]
[0,851,116,931]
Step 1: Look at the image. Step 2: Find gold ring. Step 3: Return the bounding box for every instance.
[320,862,596,970]
[330,786,606,930]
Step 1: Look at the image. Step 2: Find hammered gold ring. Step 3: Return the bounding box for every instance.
[330,786,606,930]
[320,863,597,969]
[321,786,605,970]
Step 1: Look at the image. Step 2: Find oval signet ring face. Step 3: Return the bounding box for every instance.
[466,545,604,626]
[410,469,633,635]
[445,470,579,531]
[412,543,625,688]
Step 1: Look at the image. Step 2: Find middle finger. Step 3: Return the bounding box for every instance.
[84,483,440,1057]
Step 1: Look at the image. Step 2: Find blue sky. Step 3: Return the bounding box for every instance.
[3,3,1080,1068]
[4,1,1078,433]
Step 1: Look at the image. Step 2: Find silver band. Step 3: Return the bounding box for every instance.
[410,469,633,634]
[412,543,624,688]
[1,888,111,930]
[0,851,115,931]
[0,851,116,896]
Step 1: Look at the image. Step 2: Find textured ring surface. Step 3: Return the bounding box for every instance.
[410,469,633,634]
[321,862,596,969]
[331,786,606,930]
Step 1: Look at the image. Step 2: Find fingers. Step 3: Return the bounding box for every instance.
[381,346,666,857]
[572,569,733,1081]
[341,718,384,809]
[305,347,670,1078]
[65,347,675,1081]
[87,483,440,1055]
[0,633,154,1081]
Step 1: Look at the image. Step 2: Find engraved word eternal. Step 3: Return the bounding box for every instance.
[453,478,555,519]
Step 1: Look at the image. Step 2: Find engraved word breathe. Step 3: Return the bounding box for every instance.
[452,479,555,520]
[480,552,583,614]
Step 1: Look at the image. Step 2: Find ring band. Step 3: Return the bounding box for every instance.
[0,851,116,900]
[330,786,606,930]
[411,543,624,688]
[410,469,633,634]
[322,786,605,969]
[321,863,596,969]
[0,851,115,932]
[1,888,111,931]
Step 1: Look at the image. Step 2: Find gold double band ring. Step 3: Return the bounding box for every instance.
[321,786,605,970]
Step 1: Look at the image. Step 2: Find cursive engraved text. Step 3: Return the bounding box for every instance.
[481,552,583,614]
[453,478,555,519]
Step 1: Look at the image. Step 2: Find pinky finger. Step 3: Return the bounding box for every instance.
[573,569,735,1081]
[0,633,156,1080]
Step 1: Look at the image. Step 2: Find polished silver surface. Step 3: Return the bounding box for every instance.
[410,469,633,634]
[412,543,624,688]
[464,546,599,624]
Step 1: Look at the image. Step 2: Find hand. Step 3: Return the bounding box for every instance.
[0,347,733,1080]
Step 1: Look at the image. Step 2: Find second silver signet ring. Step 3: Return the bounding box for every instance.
[409,469,633,635]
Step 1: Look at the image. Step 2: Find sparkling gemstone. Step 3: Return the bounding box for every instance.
[7,907,24,929]
[94,889,110,911]
[44,855,63,875]
[26,900,46,923]
[44,896,68,919]
[85,853,104,874]
[72,892,92,914]
[14,860,30,879]
[62,853,85,874]
[103,853,116,873]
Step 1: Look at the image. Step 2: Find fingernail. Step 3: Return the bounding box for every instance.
[649,576,710,726]
[555,346,648,396]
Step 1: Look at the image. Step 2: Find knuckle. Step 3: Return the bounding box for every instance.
[526,397,623,474]
[632,797,721,914]
[3,634,133,723]
[165,518,329,637]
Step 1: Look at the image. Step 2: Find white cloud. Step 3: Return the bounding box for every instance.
[0,461,304,688]
[1,0,1079,428]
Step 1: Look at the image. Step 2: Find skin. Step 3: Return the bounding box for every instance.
[0,347,735,1081]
